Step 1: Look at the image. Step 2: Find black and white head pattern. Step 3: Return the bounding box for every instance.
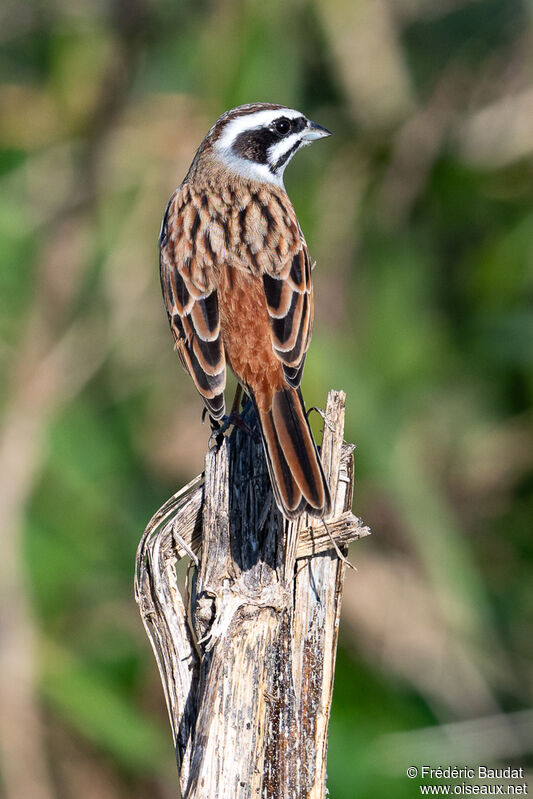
[213,105,331,187]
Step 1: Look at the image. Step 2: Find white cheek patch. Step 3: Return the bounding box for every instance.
[268,133,303,171]
[213,107,306,187]
[218,152,285,187]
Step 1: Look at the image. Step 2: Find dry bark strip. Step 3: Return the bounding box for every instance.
[135,389,369,798]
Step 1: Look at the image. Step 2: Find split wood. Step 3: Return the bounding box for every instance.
[135,389,369,798]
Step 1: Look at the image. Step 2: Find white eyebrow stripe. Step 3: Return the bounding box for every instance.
[215,108,303,152]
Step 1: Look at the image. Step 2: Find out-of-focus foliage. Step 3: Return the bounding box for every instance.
[0,1,532,797]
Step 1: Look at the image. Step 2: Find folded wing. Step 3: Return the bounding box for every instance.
[159,186,226,420]
[252,190,314,389]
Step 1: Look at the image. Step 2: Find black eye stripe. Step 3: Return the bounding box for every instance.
[229,114,309,169]
[272,116,306,136]
[291,116,306,134]
[233,128,278,163]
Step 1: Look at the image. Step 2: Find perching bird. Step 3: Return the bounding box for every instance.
[159,103,332,519]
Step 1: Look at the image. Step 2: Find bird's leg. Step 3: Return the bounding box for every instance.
[207,385,256,448]
[231,384,243,416]
[202,406,220,430]
[203,407,225,449]
[228,388,261,440]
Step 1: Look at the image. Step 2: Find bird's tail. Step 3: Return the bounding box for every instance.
[252,387,331,520]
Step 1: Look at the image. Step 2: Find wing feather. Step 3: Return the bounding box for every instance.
[160,185,226,420]
[160,182,314,411]
[253,189,314,388]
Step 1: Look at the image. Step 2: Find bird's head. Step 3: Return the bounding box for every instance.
[193,103,331,187]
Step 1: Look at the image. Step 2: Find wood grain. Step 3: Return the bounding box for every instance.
[135,390,369,798]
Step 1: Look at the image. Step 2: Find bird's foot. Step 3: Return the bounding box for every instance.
[208,408,257,449]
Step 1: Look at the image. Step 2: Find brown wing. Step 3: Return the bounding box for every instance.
[159,185,226,420]
[253,189,314,389]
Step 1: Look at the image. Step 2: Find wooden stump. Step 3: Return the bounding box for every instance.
[135,390,369,798]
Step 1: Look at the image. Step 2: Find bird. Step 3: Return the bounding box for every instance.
[159,102,332,519]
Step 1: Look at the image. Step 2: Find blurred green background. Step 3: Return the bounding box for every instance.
[1,0,532,797]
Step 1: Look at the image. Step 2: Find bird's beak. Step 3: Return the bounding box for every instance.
[302,119,332,142]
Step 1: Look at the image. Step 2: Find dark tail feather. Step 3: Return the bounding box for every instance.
[253,387,331,520]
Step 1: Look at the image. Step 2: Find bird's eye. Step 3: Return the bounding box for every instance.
[275,118,290,135]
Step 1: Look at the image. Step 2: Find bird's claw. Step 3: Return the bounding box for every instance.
[208,409,257,449]
[208,427,224,451]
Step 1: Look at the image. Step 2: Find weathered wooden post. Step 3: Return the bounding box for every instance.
[135,390,369,798]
